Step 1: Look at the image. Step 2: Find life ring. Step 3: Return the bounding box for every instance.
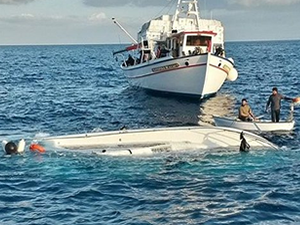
[29,143,46,153]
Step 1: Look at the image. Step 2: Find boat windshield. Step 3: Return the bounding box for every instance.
[184,35,212,54]
[186,35,211,47]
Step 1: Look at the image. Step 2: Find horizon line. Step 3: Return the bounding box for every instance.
[0,38,300,47]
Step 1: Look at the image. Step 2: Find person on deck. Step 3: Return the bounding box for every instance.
[214,46,224,56]
[238,98,256,121]
[265,87,293,122]
[160,45,169,57]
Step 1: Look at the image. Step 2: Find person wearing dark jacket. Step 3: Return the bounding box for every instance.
[265,87,293,122]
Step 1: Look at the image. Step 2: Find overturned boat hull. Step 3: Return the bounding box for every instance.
[37,126,278,155]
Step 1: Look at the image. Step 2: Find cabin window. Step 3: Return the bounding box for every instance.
[186,35,211,47]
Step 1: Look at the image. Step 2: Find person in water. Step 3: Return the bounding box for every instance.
[238,98,256,121]
[265,87,293,122]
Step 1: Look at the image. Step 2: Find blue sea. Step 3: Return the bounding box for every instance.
[0,40,300,224]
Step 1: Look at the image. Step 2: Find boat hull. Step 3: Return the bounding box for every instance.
[37,126,278,155]
[214,116,295,132]
[122,54,233,98]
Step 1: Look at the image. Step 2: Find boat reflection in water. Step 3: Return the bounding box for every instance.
[198,94,236,125]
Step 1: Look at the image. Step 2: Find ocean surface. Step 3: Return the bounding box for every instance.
[0,40,300,224]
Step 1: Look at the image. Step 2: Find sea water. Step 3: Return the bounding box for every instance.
[0,41,300,224]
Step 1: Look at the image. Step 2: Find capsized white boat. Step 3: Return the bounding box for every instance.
[36,126,278,156]
[213,116,295,132]
[113,0,238,98]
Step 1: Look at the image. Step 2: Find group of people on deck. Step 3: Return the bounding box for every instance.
[238,87,293,122]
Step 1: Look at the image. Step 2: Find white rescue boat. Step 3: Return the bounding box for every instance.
[113,0,238,98]
[214,103,296,132]
[213,116,295,132]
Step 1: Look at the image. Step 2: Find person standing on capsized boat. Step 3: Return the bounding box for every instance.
[238,98,256,121]
[265,87,293,122]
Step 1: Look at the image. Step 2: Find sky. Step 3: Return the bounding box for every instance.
[0,0,300,45]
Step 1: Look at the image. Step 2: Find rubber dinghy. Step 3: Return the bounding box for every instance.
[36,126,278,156]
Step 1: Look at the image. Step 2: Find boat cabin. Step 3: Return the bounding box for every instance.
[160,31,223,58]
[118,31,224,67]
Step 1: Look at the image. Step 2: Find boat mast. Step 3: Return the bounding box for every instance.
[112,17,138,44]
[172,0,201,31]
[172,0,182,30]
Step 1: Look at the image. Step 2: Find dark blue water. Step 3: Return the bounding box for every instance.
[0,41,300,224]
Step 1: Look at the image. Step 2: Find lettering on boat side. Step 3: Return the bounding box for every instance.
[151,145,171,153]
[152,63,180,73]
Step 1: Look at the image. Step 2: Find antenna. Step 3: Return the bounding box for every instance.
[172,0,201,30]
[204,0,207,18]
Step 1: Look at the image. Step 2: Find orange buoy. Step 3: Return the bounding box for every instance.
[29,143,46,153]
